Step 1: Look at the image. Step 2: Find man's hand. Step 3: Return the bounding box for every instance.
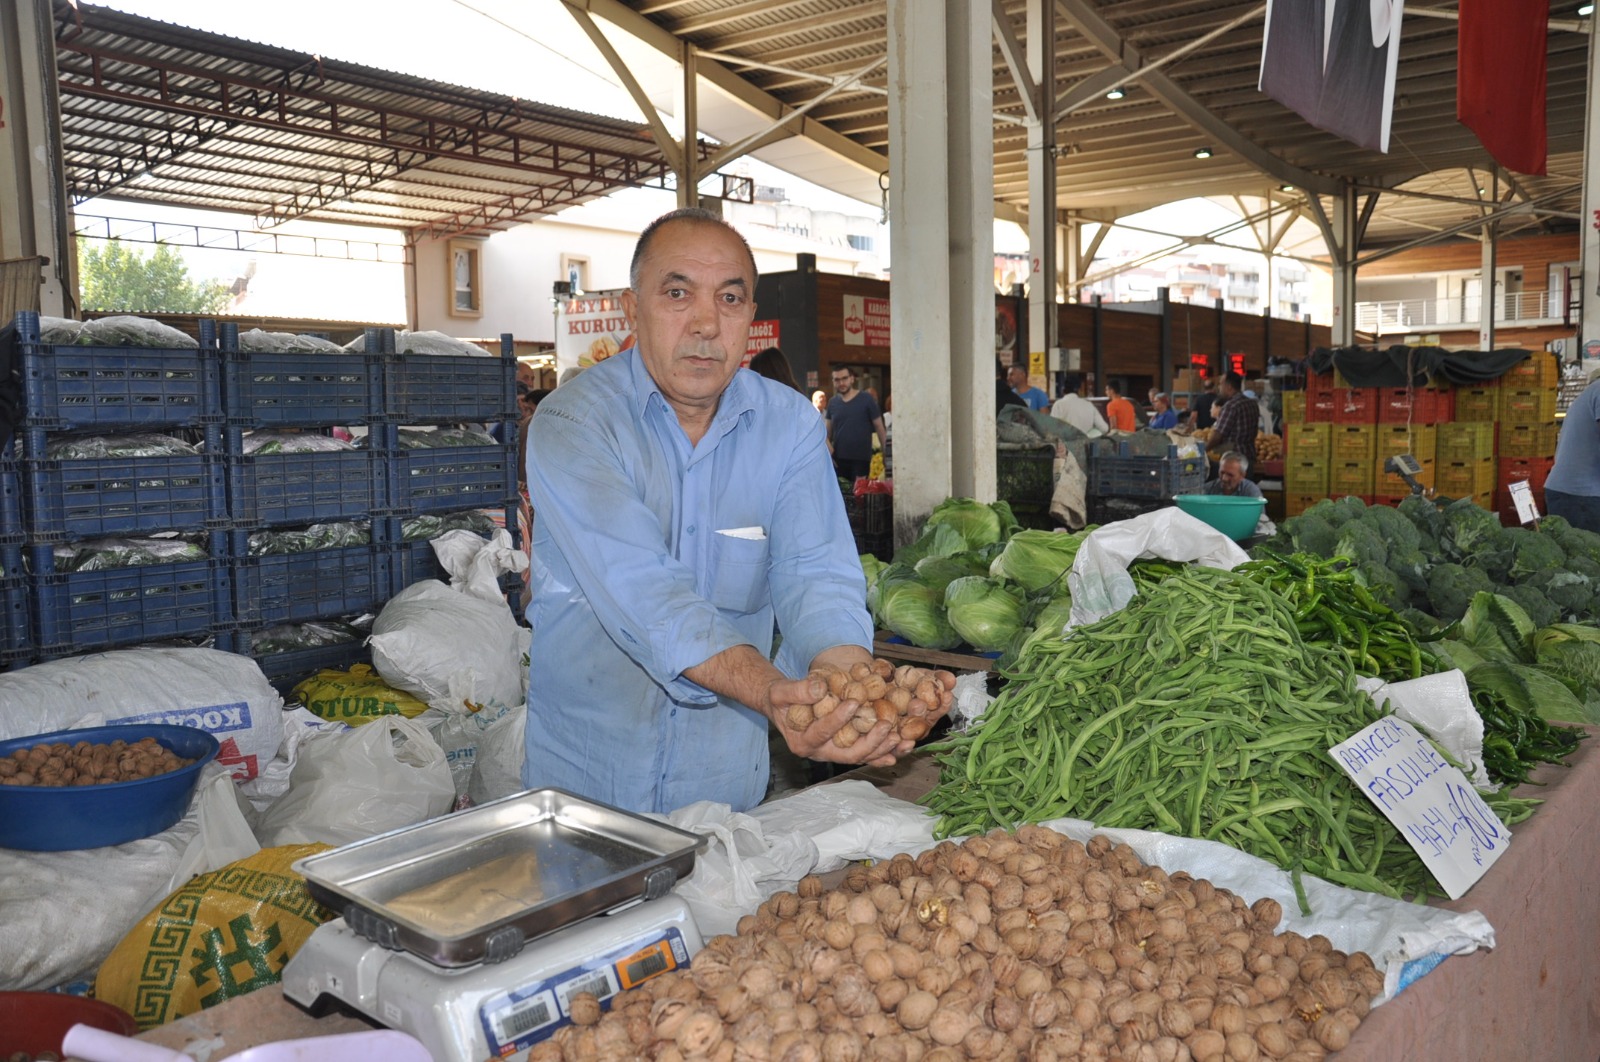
[769,652,958,769]
[768,671,906,766]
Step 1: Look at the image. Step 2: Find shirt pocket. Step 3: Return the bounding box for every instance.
[708,533,771,615]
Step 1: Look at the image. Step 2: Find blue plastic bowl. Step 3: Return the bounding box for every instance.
[1173,493,1267,541]
[0,723,219,851]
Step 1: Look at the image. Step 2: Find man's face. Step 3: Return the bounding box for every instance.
[833,369,855,395]
[620,220,756,417]
[1007,367,1027,391]
[1217,460,1244,493]
[1220,378,1237,399]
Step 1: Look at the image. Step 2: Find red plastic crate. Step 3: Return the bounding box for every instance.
[1330,387,1378,424]
[1376,387,1419,424]
[1499,455,1554,489]
[1427,387,1454,423]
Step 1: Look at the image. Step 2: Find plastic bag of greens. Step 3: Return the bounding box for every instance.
[76,315,198,349]
[37,316,83,344]
[943,576,1027,652]
[44,433,200,460]
[250,619,368,655]
[871,566,960,650]
[388,426,498,450]
[53,536,209,572]
[394,330,492,357]
[235,328,346,354]
[241,430,355,455]
[989,527,1095,594]
[249,521,371,556]
[400,510,498,541]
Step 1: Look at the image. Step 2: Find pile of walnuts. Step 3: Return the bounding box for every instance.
[786,659,955,748]
[537,826,1380,1062]
[0,736,194,787]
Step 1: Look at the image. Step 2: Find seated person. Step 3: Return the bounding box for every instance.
[1147,393,1178,430]
[1202,451,1263,499]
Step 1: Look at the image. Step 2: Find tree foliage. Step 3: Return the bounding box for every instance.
[77,240,232,314]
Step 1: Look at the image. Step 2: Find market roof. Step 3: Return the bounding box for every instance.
[50,1,1594,253]
[53,0,674,238]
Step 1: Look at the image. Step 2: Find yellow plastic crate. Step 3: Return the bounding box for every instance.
[1497,422,1558,459]
[1434,458,1496,499]
[1330,461,1375,497]
[1284,460,1330,495]
[1329,424,1376,463]
[1435,421,1496,463]
[1282,390,1306,423]
[1374,423,1437,463]
[1286,422,1331,461]
[1285,493,1323,518]
[1499,388,1558,425]
[1499,352,1562,390]
[1375,455,1434,493]
[1453,385,1499,422]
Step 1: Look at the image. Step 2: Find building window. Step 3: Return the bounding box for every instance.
[847,234,874,252]
[448,239,483,318]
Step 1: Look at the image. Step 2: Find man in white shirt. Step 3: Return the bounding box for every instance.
[1050,373,1108,436]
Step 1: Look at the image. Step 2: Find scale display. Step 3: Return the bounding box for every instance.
[480,926,689,1055]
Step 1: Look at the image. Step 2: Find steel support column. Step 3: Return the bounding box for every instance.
[1481,219,1497,352]
[679,42,699,208]
[1581,22,1600,353]
[1026,0,1058,374]
[0,0,74,315]
[1326,185,1358,346]
[887,0,995,541]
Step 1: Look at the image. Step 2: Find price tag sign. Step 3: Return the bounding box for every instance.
[1508,480,1541,525]
[1329,717,1509,899]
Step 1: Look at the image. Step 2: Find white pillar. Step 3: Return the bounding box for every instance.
[1026,0,1058,372]
[1328,186,1357,346]
[887,0,995,540]
[0,0,74,315]
[1580,24,1600,355]
[1480,224,1497,351]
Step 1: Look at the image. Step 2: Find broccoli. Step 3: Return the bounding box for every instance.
[1503,526,1566,581]
[1334,521,1389,568]
[1438,498,1505,562]
[1500,583,1562,629]
[1387,546,1432,599]
[1357,562,1407,610]
[1426,562,1495,623]
[1565,555,1600,582]
[1544,516,1600,569]
[1398,493,1445,544]
[1525,568,1595,619]
[1333,495,1368,524]
[1284,511,1340,558]
[1357,502,1421,553]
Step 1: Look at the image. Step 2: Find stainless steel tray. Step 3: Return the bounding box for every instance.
[294,788,705,967]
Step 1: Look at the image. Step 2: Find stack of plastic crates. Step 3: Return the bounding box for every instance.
[1086,440,1206,526]
[7,311,232,666]
[848,491,894,560]
[217,323,392,686]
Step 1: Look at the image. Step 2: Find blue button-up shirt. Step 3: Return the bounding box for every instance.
[522,349,873,814]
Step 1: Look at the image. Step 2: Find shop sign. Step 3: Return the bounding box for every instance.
[1329,716,1508,898]
[744,319,780,366]
[843,294,890,347]
[554,290,631,375]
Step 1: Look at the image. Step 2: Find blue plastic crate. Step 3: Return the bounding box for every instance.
[0,545,31,668]
[223,350,385,427]
[1089,443,1207,500]
[0,450,19,544]
[23,455,225,540]
[32,547,230,658]
[248,639,372,696]
[382,351,517,423]
[388,444,516,515]
[226,450,383,528]
[11,312,221,431]
[231,544,389,627]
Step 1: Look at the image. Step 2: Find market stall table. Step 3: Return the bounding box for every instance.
[118,729,1600,1062]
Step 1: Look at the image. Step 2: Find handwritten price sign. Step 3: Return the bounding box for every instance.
[1329,716,1508,899]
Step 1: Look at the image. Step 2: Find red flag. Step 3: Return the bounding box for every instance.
[1458,0,1548,175]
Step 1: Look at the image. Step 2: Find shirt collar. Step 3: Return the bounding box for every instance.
[625,345,757,439]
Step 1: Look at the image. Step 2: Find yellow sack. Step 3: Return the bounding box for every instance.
[292,663,429,724]
[95,844,334,1029]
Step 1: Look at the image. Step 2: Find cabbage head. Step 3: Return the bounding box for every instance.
[943,576,1027,652]
[859,553,886,595]
[893,522,968,567]
[989,528,1092,594]
[873,568,960,649]
[925,498,1004,551]
[914,552,989,595]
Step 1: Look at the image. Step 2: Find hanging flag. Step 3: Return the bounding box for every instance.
[1259,0,1404,153]
[1457,0,1548,175]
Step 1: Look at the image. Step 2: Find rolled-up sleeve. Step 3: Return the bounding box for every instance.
[528,405,747,704]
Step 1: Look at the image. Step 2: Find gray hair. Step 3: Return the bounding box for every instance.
[1219,450,1250,474]
[629,207,758,292]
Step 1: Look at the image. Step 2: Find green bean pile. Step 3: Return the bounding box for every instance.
[925,565,1441,903]
[1235,552,1433,682]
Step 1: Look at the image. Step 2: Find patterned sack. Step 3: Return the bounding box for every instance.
[94,844,332,1028]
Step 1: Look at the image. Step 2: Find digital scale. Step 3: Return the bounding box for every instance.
[281,789,707,1062]
[1383,453,1426,495]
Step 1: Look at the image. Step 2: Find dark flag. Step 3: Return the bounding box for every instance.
[1458,0,1548,175]
[1259,0,1404,153]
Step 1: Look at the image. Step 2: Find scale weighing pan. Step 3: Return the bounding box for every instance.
[294,788,705,968]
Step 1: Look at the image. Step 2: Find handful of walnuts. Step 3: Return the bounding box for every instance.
[785,658,956,748]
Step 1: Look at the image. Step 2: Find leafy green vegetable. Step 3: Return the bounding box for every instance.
[943,576,1026,652]
[1451,591,1536,663]
[1469,660,1599,726]
[891,523,968,567]
[988,528,1092,594]
[913,553,989,595]
[925,498,1006,551]
[859,553,885,594]
[871,567,960,649]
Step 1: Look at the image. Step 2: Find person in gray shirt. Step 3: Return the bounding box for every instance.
[1200,452,1264,499]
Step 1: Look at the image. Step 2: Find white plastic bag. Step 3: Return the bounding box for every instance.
[1360,670,1493,789]
[236,706,349,816]
[667,802,820,939]
[0,648,286,784]
[419,699,522,801]
[1067,507,1250,628]
[369,580,524,712]
[467,706,528,806]
[0,763,258,991]
[432,527,528,603]
[253,716,454,847]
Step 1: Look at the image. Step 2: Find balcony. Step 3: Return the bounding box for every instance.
[1354,291,1568,335]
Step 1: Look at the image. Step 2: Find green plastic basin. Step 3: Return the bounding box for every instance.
[1173,493,1266,541]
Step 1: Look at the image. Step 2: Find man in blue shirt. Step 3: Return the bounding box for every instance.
[523,208,939,815]
[1006,365,1051,411]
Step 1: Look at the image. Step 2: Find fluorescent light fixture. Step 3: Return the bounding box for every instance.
[1579,3,1594,16]
[1279,184,1295,192]
[1193,146,1214,159]
[1105,87,1126,100]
